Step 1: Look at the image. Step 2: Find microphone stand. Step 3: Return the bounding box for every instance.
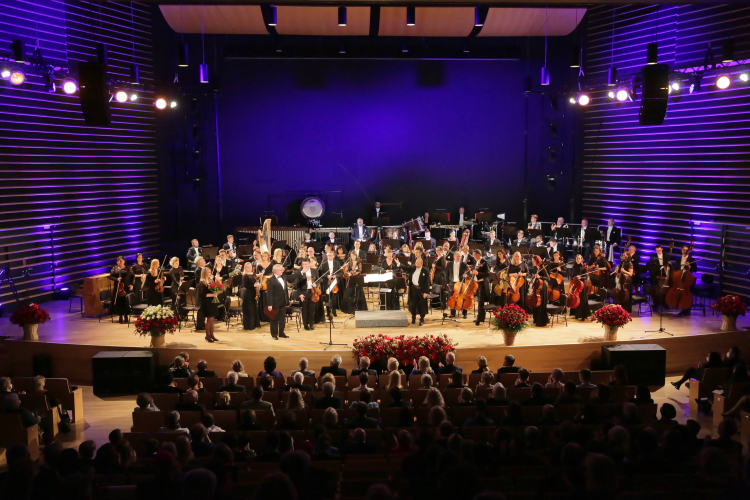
[313,266,348,350]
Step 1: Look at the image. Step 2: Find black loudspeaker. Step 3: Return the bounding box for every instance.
[639,63,670,125]
[78,61,111,126]
[602,344,666,386]
[92,351,156,394]
[33,354,52,378]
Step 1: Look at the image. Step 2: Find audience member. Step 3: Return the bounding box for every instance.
[2,393,41,428]
[471,355,490,374]
[258,356,284,378]
[456,387,474,406]
[215,391,237,410]
[672,351,723,390]
[577,368,596,388]
[545,368,564,388]
[322,407,341,430]
[203,413,225,433]
[445,370,468,390]
[218,371,246,392]
[352,389,379,409]
[291,357,315,377]
[186,374,205,393]
[189,424,216,457]
[314,382,342,409]
[390,430,417,454]
[232,359,249,377]
[169,356,192,378]
[522,383,553,406]
[555,381,582,406]
[135,392,159,411]
[239,409,263,431]
[352,372,374,392]
[609,365,629,386]
[152,372,185,393]
[387,387,412,408]
[320,354,347,377]
[418,374,433,390]
[242,386,275,414]
[157,411,189,434]
[487,383,510,406]
[253,471,298,500]
[515,368,531,387]
[385,371,403,390]
[286,372,313,392]
[285,388,307,410]
[591,384,616,405]
[475,371,495,394]
[386,357,405,375]
[345,402,379,429]
[343,428,378,455]
[108,428,123,445]
[497,354,521,374]
[351,356,377,376]
[424,387,446,408]
[653,402,678,426]
[174,390,206,413]
[174,435,199,466]
[438,352,462,375]
[409,356,435,377]
[630,385,654,404]
[464,398,495,427]
[195,359,216,378]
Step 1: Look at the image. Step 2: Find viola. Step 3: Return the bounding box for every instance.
[311,284,322,302]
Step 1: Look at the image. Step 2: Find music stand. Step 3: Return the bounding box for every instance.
[529,247,549,260]
[510,246,531,261]
[468,242,484,253]
[308,242,325,253]
[319,277,347,350]
[271,240,287,252]
[527,229,544,241]
[553,227,573,242]
[432,212,450,224]
[420,239,433,251]
[584,228,600,242]
[202,246,219,261]
[382,239,402,251]
[474,212,495,227]
[501,226,518,240]
[489,244,504,256]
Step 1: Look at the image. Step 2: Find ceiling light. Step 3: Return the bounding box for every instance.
[474,6,488,27]
[740,73,749,82]
[9,69,26,86]
[0,67,10,79]
[62,78,78,95]
[541,67,550,86]
[607,67,617,86]
[199,63,209,84]
[338,6,347,26]
[615,87,629,102]
[129,64,140,85]
[268,5,277,26]
[576,92,590,105]
[607,91,615,98]
[170,101,178,108]
[155,98,168,110]
[130,93,138,101]
[178,43,189,67]
[115,91,128,103]
[671,82,680,91]
[716,74,731,89]
[647,42,658,65]
[406,6,415,26]
[721,39,734,63]
[569,97,575,104]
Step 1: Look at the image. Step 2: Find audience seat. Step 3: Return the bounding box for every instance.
[237,377,254,392]
[131,411,167,432]
[286,375,316,388]
[609,386,636,404]
[199,377,225,394]
[712,383,750,426]
[439,373,467,387]
[688,367,730,412]
[410,389,430,406]
[197,392,214,409]
[18,393,63,439]
[227,392,247,407]
[348,375,377,389]
[379,388,410,406]
[12,377,84,423]
[276,409,311,429]
[377,373,407,389]
[280,390,313,407]
[150,393,179,412]
[0,412,39,452]
[256,376,286,391]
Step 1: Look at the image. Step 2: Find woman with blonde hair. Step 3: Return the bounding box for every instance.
[386,370,402,390]
[286,388,306,410]
[472,356,489,374]
[387,357,405,375]
[319,372,336,389]
[167,257,184,307]
[508,251,529,310]
[198,267,219,342]
[231,359,248,377]
[144,258,164,306]
[423,387,445,408]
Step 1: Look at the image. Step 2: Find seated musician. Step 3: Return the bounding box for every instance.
[533,234,545,248]
[550,217,569,244]
[447,251,468,319]
[326,232,337,245]
[400,244,411,258]
[508,251,528,310]
[614,251,634,313]
[484,230,501,251]
[511,230,528,248]
[187,239,201,269]
[422,230,436,253]
[588,247,610,291]
[676,245,698,317]
[335,246,347,265]
[548,238,565,261]
[351,240,366,262]
[294,244,308,270]
[303,232,314,244]
[628,244,641,285]
[529,254,549,327]
[367,242,377,254]
[528,214,542,230]
[226,249,238,271]
[447,230,458,242]
[548,252,565,302]
[493,249,508,273]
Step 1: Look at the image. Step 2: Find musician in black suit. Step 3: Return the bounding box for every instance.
[577,219,596,261]
[293,258,319,331]
[421,230,437,253]
[456,207,468,225]
[627,243,641,286]
[550,217,569,242]
[351,240,367,262]
[187,239,201,269]
[371,201,386,222]
[400,258,430,326]
[222,235,236,255]
[319,250,342,315]
[603,219,622,261]
[471,250,490,326]
[325,232,337,245]
[265,264,290,340]
[446,251,468,319]
[510,230,529,248]
[484,230,502,252]
[648,244,671,287]
[351,219,368,242]
[547,238,565,262]
[432,247,448,286]
[676,245,698,316]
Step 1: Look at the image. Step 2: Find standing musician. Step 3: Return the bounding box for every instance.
[492,249,509,307]
[432,247,448,287]
[109,256,133,324]
[484,230,501,251]
[446,251,468,319]
[379,249,401,311]
[351,240,366,262]
[577,219,594,261]
[351,218,368,242]
[613,251,634,313]
[303,232,314,244]
[604,219,621,261]
[470,249,490,326]
[241,262,260,331]
[251,249,262,268]
[548,251,566,303]
[422,230,436,253]
[168,257,184,308]
[547,238,565,262]
[319,250,342,316]
[508,252,529,311]
[570,254,591,321]
[627,243,641,287]
[341,253,367,313]
[456,207,467,225]
[648,244,671,287]
[372,201,386,221]
[186,240,201,270]
[529,254,549,327]
[511,230,528,248]
[528,214,542,230]
[676,245,698,317]
[294,244,308,270]
[399,257,430,326]
[222,234,236,254]
[271,248,287,271]
[132,253,147,301]
[266,264,290,340]
[294,258,319,331]
[193,257,209,330]
[213,256,229,282]
[144,259,164,306]
[442,241,453,261]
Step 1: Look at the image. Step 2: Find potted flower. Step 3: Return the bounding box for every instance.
[492,304,530,346]
[710,295,747,331]
[10,303,51,341]
[591,304,632,340]
[134,305,179,347]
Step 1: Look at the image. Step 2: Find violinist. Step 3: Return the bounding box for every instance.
[676,245,697,317]
[293,244,308,270]
[529,254,549,327]
[132,253,147,302]
[399,257,430,326]
[309,256,319,270]
[293,258,319,330]
[319,250,342,316]
[570,254,591,320]
[614,251,634,313]
[447,251,468,319]
[109,256,133,323]
[212,256,229,282]
[588,247,610,291]
[226,248,239,272]
[241,262,260,331]
[168,257,184,307]
[144,259,164,306]
[341,252,367,313]
[251,249,262,268]
[432,246,448,286]
[380,249,400,311]
[508,252,529,310]
[442,241,453,260]
[471,249,490,326]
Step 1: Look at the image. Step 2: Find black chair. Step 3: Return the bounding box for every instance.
[69,286,84,316]
[426,284,442,314]
[547,295,568,327]
[177,294,199,330]
[98,289,114,323]
[632,284,652,317]
[126,293,147,327]
[393,277,407,309]
[225,293,243,330]
[285,305,302,333]
[693,274,716,316]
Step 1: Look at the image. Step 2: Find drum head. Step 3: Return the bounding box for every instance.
[301,197,325,219]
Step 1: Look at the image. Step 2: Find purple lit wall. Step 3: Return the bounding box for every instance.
[579,5,750,298]
[0,0,159,303]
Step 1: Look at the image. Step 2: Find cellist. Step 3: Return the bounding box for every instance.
[507,252,528,310]
[446,250,468,319]
[588,247,610,291]
[109,256,133,324]
[470,249,490,326]
[529,254,550,327]
[613,251,634,313]
[676,245,698,317]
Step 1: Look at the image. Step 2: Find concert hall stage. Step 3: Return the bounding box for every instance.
[1,300,747,385]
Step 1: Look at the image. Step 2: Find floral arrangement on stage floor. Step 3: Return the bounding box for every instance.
[352,333,458,368]
[207,281,226,303]
[590,304,633,327]
[135,305,179,340]
[492,304,530,346]
[710,295,748,316]
[10,303,51,341]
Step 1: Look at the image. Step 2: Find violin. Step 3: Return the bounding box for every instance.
[665,241,696,311]
[155,255,168,293]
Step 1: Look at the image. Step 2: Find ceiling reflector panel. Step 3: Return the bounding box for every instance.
[378,7,475,37]
[275,6,370,36]
[159,5,268,34]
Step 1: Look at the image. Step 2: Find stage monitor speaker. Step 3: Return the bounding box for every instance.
[639,63,670,125]
[78,61,111,126]
[92,351,156,394]
[602,344,666,386]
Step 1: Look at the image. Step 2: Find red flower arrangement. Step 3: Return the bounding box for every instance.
[134,305,179,338]
[352,333,457,367]
[10,303,51,326]
[207,281,226,303]
[493,304,530,333]
[711,295,748,316]
[591,304,632,328]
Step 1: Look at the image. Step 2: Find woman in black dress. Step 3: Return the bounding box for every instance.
[257,252,273,322]
[507,251,529,311]
[109,256,133,323]
[335,246,347,266]
[341,252,367,313]
[613,252,634,313]
[144,259,164,306]
[293,245,307,270]
[529,254,549,327]
[131,253,146,303]
[547,251,566,305]
[570,254,591,320]
[589,247,611,291]
[198,267,219,342]
[168,257,183,308]
[379,251,401,310]
[241,262,260,330]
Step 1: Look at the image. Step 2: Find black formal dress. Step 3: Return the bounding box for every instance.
[507,264,528,311]
[144,272,163,306]
[341,263,367,314]
[241,274,260,330]
[293,268,319,328]
[613,261,633,313]
[473,258,490,324]
[198,281,218,318]
[258,264,272,322]
[401,263,430,321]
[530,267,549,327]
[131,263,146,301]
[588,255,610,292]
[169,267,183,306]
[570,263,591,320]
[109,266,133,317]
[266,274,290,339]
[379,259,401,310]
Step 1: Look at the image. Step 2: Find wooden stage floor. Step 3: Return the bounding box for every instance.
[1,299,748,384]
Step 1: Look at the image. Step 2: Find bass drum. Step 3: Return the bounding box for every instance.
[404,217,426,234]
[300,197,325,219]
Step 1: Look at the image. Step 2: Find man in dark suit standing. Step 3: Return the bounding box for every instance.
[351,218,368,243]
[470,249,490,326]
[351,240,366,262]
[320,354,347,377]
[266,264,290,340]
[446,251,468,319]
[371,201,386,224]
[603,219,621,261]
[319,250,342,316]
[293,258,318,331]
[400,257,430,326]
[627,243,641,286]
[186,239,201,269]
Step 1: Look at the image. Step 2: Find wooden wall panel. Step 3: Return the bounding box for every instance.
[0,0,160,304]
[581,5,750,299]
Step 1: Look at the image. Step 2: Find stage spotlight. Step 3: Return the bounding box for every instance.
[716,74,731,89]
[9,68,26,85]
[170,100,177,108]
[722,39,734,62]
[268,5,277,26]
[647,42,658,65]
[568,97,575,104]
[607,67,617,86]
[607,91,615,99]
[129,93,138,102]
[740,73,749,82]
[11,40,25,62]
[576,93,590,105]
[615,87,629,102]
[114,90,128,103]
[671,81,680,91]
[43,74,55,93]
[474,6,488,27]
[62,78,78,95]
[406,6,415,26]
[0,67,9,79]
[155,98,168,110]
[338,6,347,26]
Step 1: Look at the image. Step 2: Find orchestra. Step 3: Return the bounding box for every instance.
[106,210,705,337]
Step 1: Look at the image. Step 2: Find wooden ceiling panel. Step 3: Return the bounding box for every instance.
[378,7,475,37]
[159,5,268,34]
[478,8,586,37]
[275,6,370,36]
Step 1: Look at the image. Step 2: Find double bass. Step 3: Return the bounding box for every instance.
[652,239,674,307]
[446,229,477,312]
[665,242,696,311]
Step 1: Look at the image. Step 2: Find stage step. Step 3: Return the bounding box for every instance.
[355,310,409,328]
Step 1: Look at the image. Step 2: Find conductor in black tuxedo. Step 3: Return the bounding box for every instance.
[400,257,431,326]
[351,218,368,242]
[293,258,319,331]
[265,264,290,340]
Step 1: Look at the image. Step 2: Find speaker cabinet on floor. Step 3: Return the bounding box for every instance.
[602,344,666,386]
[92,351,156,394]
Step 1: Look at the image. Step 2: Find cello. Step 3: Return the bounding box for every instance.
[665,242,696,311]
[446,229,477,312]
[525,255,548,308]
